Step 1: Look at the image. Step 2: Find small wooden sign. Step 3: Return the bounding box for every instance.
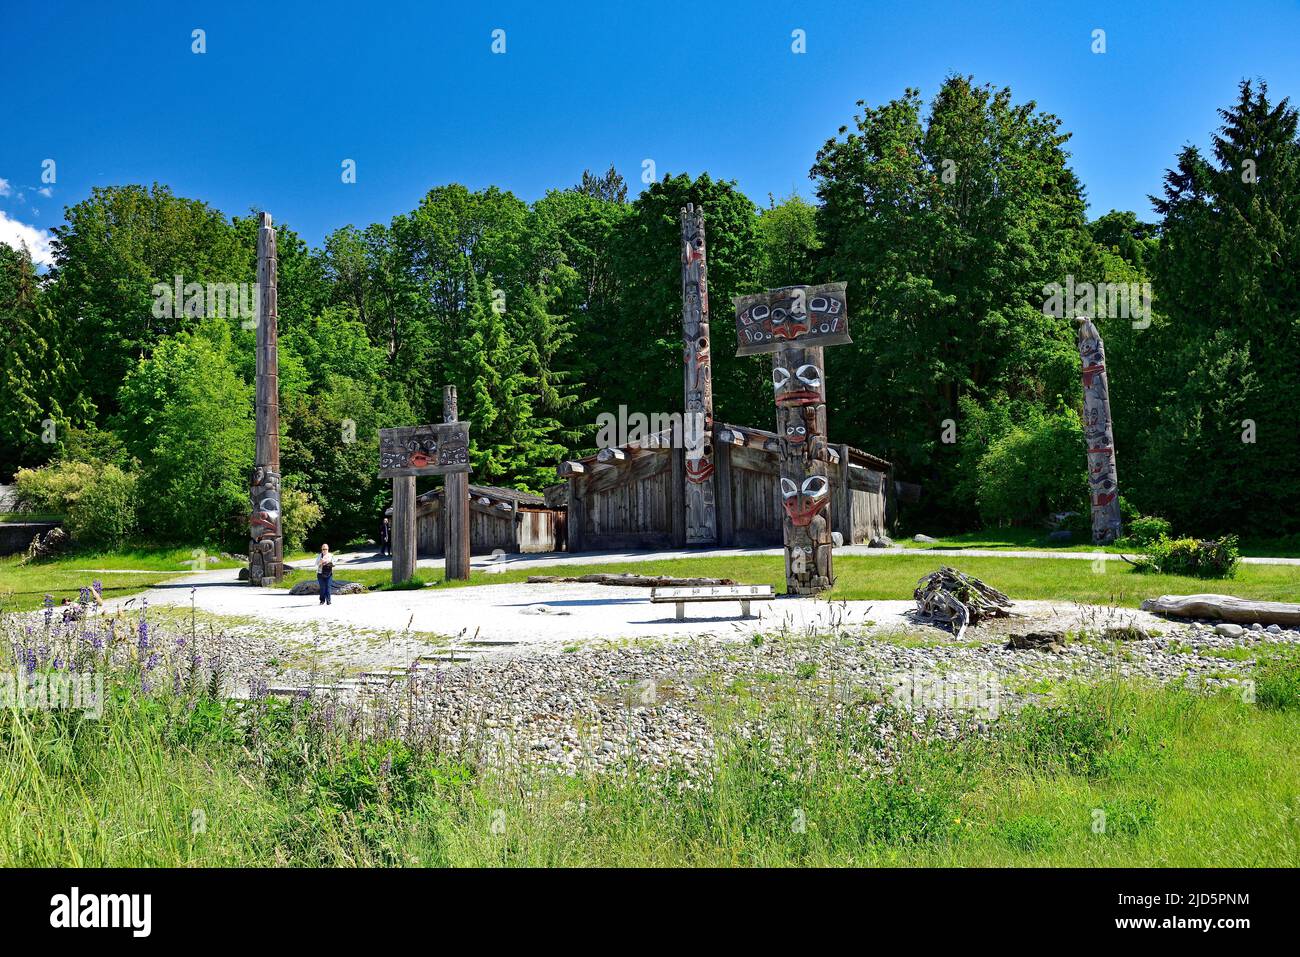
[733,282,851,356]
[378,423,471,477]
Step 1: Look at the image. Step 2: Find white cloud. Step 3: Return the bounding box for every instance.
[38,186,53,198]
[0,210,54,266]
[0,178,11,197]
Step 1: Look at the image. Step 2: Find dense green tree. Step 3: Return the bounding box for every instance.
[812,77,1091,525]
[113,319,253,544]
[611,173,764,430]
[755,193,823,289]
[0,244,87,477]
[1140,80,1300,534]
[48,184,247,417]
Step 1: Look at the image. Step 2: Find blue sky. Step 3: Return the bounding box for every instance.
[3,0,1299,262]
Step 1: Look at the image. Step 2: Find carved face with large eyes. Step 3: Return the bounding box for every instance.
[772,362,823,406]
[781,474,829,526]
[765,292,810,341]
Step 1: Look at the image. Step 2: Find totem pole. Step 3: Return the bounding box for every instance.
[1077,317,1122,544]
[248,212,284,585]
[734,283,851,595]
[680,204,717,544]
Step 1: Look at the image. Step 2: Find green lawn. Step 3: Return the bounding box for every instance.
[898,526,1300,558]
[0,546,243,612]
[281,553,1300,607]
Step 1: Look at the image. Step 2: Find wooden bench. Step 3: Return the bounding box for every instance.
[650,584,776,620]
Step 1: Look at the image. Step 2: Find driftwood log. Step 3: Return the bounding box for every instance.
[526,573,738,587]
[914,566,1013,640]
[1140,594,1300,626]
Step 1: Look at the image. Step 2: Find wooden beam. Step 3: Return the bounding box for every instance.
[1141,594,1300,626]
[670,445,687,548]
[557,460,586,477]
[566,478,584,553]
[714,432,734,547]
[392,475,417,584]
[596,447,628,463]
[442,386,471,580]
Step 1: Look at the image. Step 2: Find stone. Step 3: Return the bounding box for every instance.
[1250,622,1264,631]
[1006,631,1068,652]
[1214,623,1245,639]
[1267,624,1283,634]
[287,579,366,596]
[868,535,894,548]
[237,567,250,581]
[1047,530,1072,544]
[913,534,938,544]
[831,532,844,547]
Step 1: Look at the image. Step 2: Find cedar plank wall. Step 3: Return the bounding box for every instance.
[566,441,888,551]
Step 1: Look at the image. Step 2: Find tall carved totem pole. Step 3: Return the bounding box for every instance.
[734,283,851,595]
[680,204,717,544]
[248,212,284,584]
[1077,318,1122,544]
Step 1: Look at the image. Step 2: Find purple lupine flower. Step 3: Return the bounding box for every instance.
[92,579,103,598]
[145,652,160,672]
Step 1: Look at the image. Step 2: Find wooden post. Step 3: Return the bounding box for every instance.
[680,204,717,544]
[442,385,471,580]
[835,443,853,544]
[392,476,416,584]
[566,478,584,553]
[774,343,833,594]
[714,428,735,547]
[669,446,687,548]
[1077,318,1122,544]
[248,212,284,585]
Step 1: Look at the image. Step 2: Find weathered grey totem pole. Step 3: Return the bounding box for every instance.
[248,212,284,585]
[680,204,717,545]
[734,283,851,595]
[1077,317,1122,544]
[442,385,471,581]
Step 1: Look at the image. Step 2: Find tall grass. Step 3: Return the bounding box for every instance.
[3,597,1299,867]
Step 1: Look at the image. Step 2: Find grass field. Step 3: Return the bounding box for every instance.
[2,667,1297,866]
[0,546,243,613]
[898,526,1300,558]
[278,554,1300,607]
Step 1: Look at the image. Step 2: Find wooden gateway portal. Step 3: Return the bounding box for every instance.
[378,385,473,583]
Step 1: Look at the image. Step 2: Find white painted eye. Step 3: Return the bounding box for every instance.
[801,475,828,498]
[781,478,798,499]
[796,364,821,388]
[772,366,791,388]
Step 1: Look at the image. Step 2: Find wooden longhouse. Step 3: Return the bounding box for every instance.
[549,423,895,552]
[388,484,564,556]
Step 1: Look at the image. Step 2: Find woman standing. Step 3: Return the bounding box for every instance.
[315,544,334,606]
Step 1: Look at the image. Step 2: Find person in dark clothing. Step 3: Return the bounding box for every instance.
[380,516,391,557]
[315,544,334,606]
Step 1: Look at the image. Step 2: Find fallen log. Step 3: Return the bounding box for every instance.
[1140,594,1300,626]
[526,573,738,587]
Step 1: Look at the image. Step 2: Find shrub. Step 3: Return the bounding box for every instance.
[1135,535,1240,578]
[280,486,323,553]
[66,465,137,549]
[14,461,97,514]
[975,411,1087,526]
[1124,515,1171,547]
[14,460,138,549]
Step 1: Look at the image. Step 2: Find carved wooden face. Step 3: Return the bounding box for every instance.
[781,474,829,526]
[772,360,824,406]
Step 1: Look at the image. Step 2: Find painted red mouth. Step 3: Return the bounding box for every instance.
[783,498,827,527]
[251,515,277,532]
[785,434,806,444]
[776,390,821,406]
[771,322,810,341]
[686,460,715,483]
[408,451,430,468]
